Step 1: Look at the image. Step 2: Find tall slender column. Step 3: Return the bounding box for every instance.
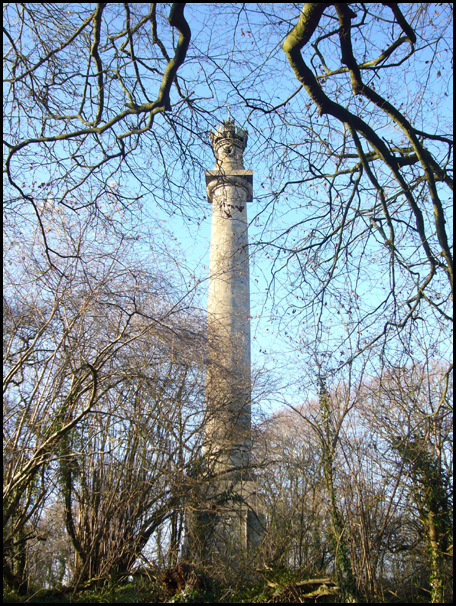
[182,120,263,563]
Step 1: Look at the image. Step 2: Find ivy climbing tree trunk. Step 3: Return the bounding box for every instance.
[319,378,357,602]
[393,437,451,603]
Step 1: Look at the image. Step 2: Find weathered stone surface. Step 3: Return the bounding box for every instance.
[189,117,266,559]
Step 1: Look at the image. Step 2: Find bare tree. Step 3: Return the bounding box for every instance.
[59,329,206,589]
[3,4,195,259]
[25,502,74,591]
[3,200,206,589]
[361,359,453,603]
[255,407,329,574]
[243,3,452,386]
[256,354,452,601]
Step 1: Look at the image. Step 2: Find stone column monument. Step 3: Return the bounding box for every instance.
[201,118,263,559]
[182,118,264,564]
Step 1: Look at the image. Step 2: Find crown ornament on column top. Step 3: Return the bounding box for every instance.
[209,116,248,169]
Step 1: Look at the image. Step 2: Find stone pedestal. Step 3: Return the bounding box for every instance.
[182,472,265,564]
